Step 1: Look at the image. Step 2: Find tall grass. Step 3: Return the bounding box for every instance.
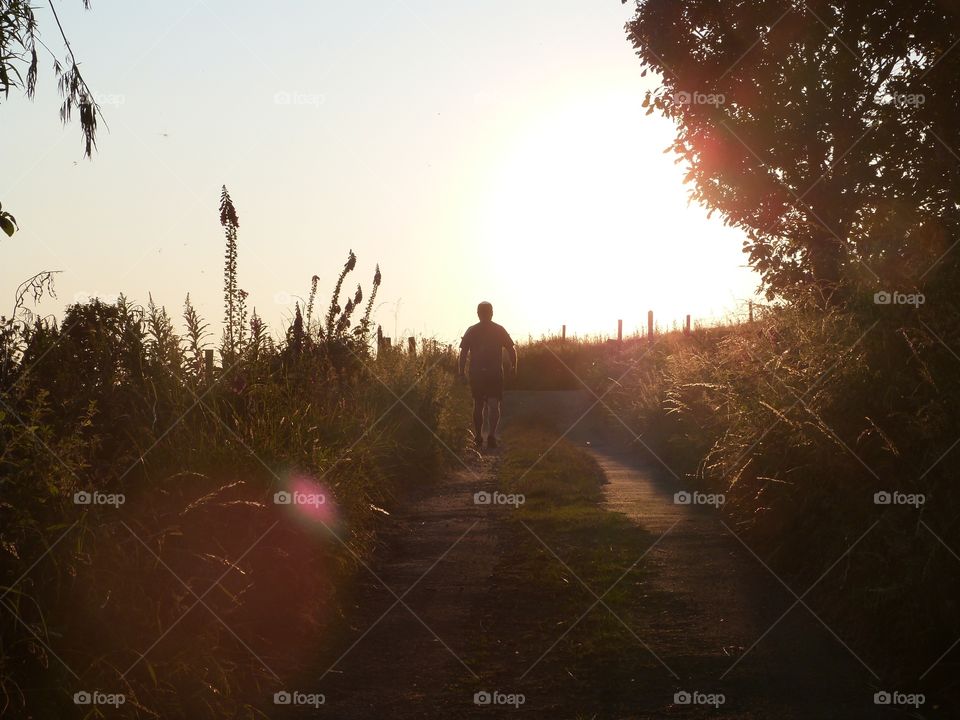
[0,190,465,718]
[516,299,960,682]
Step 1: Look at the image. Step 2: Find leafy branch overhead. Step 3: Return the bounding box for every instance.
[1,0,104,157]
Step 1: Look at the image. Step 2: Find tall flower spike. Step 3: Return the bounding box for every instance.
[219,185,239,228]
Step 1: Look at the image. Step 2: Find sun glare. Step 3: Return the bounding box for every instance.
[477,90,755,338]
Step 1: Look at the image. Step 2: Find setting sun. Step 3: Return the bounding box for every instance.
[476,89,757,338]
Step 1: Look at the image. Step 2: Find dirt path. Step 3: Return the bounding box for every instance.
[312,451,502,719]
[311,390,904,719]
[506,390,901,719]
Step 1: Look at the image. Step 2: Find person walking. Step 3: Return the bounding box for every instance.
[458,301,517,450]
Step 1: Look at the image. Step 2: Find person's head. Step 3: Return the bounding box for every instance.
[477,301,493,322]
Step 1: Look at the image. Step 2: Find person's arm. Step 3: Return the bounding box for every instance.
[504,328,518,375]
[458,329,470,379]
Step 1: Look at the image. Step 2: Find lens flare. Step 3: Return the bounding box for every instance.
[276,472,339,530]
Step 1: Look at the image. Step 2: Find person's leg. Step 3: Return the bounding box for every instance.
[487,398,501,442]
[473,398,485,442]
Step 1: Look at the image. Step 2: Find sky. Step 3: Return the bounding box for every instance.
[2,0,761,346]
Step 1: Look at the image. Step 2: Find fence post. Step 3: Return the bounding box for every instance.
[647,310,654,342]
[684,314,691,336]
[617,319,623,343]
[749,300,754,323]
[408,336,416,355]
[204,348,214,380]
[561,324,566,342]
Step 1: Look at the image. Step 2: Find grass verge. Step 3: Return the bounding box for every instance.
[453,419,668,717]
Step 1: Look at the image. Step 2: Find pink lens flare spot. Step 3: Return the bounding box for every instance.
[278,474,338,525]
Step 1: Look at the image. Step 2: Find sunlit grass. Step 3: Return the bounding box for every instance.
[513,299,960,684]
[0,194,467,719]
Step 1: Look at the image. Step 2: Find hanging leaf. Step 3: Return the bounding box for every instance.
[0,213,17,237]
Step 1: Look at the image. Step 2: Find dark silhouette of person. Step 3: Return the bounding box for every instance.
[458,301,517,449]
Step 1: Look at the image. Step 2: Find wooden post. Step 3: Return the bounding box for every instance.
[561,324,566,341]
[408,336,416,355]
[684,315,691,336]
[204,349,214,380]
[647,310,654,342]
[749,301,754,323]
[617,319,623,343]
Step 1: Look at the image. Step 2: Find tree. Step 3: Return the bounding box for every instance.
[625,0,960,303]
[2,0,103,234]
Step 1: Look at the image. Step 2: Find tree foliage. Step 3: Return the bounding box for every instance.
[1,0,103,157]
[626,0,960,303]
[2,0,103,235]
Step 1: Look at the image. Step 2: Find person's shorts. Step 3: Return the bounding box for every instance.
[469,371,503,401]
